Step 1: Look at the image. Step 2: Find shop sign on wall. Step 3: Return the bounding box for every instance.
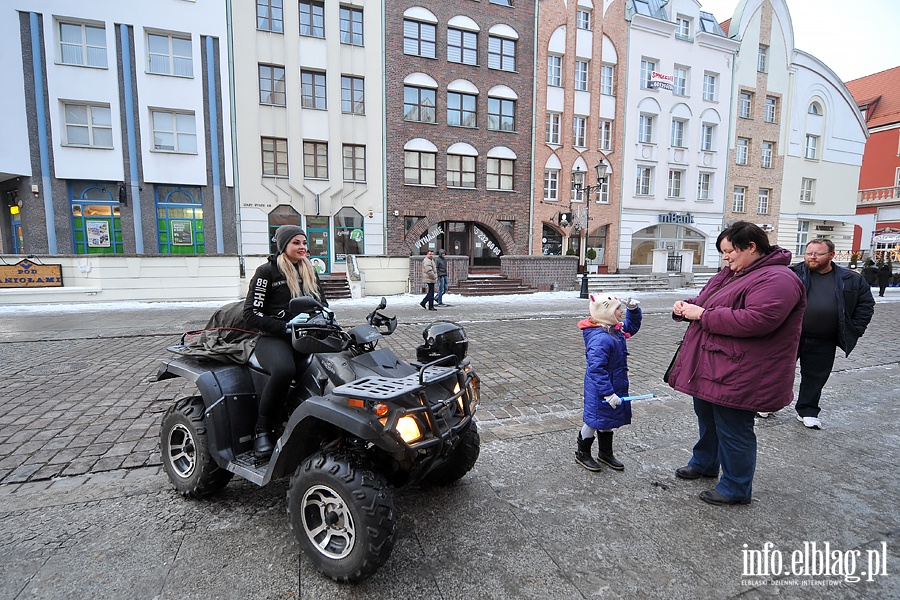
[86,220,110,248]
[0,259,63,288]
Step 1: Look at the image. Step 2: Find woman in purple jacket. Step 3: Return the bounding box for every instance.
[668,222,806,506]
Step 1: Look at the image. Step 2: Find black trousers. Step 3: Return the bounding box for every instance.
[254,335,307,430]
[796,336,837,418]
[421,282,435,309]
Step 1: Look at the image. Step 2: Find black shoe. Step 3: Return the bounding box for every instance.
[700,489,751,506]
[597,431,624,470]
[575,433,602,472]
[428,308,438,311]
[675,465,717,480]
[253,430,274,458]
[420,302,427,309]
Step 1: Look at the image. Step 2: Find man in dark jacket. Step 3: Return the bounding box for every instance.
[789,239,875,429]
[435,249,448,306]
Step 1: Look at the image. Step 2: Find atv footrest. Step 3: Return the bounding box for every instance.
[230,452,269,485]
[333,367,457,400]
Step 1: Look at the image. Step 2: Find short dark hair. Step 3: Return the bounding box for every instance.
[716,221,774,255]
[806,238,835,253]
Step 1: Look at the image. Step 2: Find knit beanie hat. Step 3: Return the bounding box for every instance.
[589,294,624,326]
[274,225,306,254]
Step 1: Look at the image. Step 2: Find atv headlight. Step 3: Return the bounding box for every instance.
[395,415,423,443]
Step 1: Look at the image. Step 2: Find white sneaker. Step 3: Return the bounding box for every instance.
[756,412,771,418]
[797,415,822,429]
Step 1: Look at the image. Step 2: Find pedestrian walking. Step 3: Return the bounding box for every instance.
[435,249,448,306]
[667,221,806,506]
[788,239,875,429]
[861,259,878,286]
[420,251,437,311]
[575,295,642,472]
[876,261,892,297]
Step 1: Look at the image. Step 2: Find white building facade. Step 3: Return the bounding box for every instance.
[619,0,739,271]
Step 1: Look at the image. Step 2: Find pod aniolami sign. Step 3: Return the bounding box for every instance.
[0,259,63,288]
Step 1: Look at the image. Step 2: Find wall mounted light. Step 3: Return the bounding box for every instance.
[118,183,127,206]
[367,207,374,218]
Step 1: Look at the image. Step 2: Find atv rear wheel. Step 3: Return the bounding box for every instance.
[425,423,480,486]
[288,451,395,583]
[160,396,232,498]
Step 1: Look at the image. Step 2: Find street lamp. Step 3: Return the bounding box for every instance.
[574,159,609,299]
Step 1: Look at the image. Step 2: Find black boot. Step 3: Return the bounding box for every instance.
[597,431,624,471]
[254,428,274,458]
[575,433,602,472]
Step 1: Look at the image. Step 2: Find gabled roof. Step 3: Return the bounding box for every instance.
[845,66,900,129]
[719,18,731,37]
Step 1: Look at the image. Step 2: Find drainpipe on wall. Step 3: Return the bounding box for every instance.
[226,0,243,258]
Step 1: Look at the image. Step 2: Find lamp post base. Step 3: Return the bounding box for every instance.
[579,265,590,299]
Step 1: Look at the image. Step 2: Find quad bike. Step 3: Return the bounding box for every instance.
[155,297,481,582]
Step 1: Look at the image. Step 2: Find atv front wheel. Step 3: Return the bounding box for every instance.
[425,423,480,486]
[160,396,232,498]
[288,451,395,583]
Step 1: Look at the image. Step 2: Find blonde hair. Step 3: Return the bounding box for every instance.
[277,253,322,301]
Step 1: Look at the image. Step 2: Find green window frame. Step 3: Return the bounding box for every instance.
[156,185,204,254]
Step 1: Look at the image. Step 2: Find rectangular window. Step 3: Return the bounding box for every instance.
[739,91,753,118]
[598,120,613,151]
[447,154,476,188]
[805,135,819,160]
[403,86,436,123]
[341,76,365,114]
[546,112,561,144]
[577,10,591,30]
[573,116,586,147]
[488,97,515,131]
[64,102,112,148]
[544,169,559,201]
[489,0,512,6]
[547,55,562,86]
[640,59,656,89]
[638,114,653,144]
[761,141,774,168]
[703,73,716,101]
[342,144,366,182]
[301,70,326,109]
[299,1,325,38]
[597,178,610,204]
[403,20,436,58]
[701,124,714,151]
[697,172,711,200]
[670,118,685,148]
[758,45,768,72]
[732,186,746,212]
[259,64,286,105]
[800,178,816,203]
[758,188,770,214]
[448,92,477,127]
[405,151,436,185]
[448,28,477,65]
[261,137,288,176]
[147,32,193,77]
[488,36,516,71]
[765,96,778,123]
[59,21,107,68]
[673,67,687,96]
[339,6,363,45]
[676,16,691,39]
[257,0,283,33]
[487,158,514,190]
[667,169,684,198]
[575,60,589,91]
[736,137,749,165]
[151,109,197,153]
[635,166,653,195]
[303,141,328,179]
[600,64,614,95]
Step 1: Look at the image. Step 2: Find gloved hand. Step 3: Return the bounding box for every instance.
[605,394,622,408]
[624,297,640,310]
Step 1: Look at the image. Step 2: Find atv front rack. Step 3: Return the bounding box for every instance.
[332,365,458,400]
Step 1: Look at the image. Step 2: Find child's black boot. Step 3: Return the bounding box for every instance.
[575,433,602,472]
[597,431,624,470]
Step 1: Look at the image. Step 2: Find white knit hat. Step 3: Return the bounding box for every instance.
[589,294,624,326]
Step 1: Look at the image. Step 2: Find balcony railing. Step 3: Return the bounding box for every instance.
[858,186,900,203]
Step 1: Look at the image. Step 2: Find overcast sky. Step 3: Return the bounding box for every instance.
[696,0,899,82]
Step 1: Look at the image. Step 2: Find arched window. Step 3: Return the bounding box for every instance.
[156,185,204,254]
[69,181,123,254]
[334,207,364,262]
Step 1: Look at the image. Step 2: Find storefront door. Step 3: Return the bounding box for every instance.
[306,215,330,274]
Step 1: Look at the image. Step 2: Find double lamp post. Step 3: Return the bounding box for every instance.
[573,159,609,299]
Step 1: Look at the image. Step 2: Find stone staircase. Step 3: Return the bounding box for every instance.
[452,273,538,296]
[578,273,671,293]
[320,274,352,299]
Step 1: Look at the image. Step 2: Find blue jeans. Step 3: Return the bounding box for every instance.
[436,275,448,304]
[688,397,757,500]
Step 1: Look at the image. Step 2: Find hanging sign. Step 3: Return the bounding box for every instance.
[649,71,674,91]
[0,259,63,288]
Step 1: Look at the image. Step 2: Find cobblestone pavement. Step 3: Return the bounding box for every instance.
[0,290,898,598]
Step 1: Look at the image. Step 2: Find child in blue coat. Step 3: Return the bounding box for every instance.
[575,295,642,471]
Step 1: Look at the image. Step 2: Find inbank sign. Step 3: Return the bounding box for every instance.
[0,259,63,288]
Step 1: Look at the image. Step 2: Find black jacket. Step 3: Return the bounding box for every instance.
[790,262,875,356]
[243,256,327,336]
[435,255,447,277]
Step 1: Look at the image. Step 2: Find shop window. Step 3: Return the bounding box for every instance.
[156,185,204,254]
[268,204,301,254]
[334,207,364,262]
[70,181,123,254]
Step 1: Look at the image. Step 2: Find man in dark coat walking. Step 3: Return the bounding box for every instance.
[876,261,892,297]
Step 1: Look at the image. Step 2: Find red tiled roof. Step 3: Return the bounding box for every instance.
[845,66,900,129]
[720,18,731,36]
